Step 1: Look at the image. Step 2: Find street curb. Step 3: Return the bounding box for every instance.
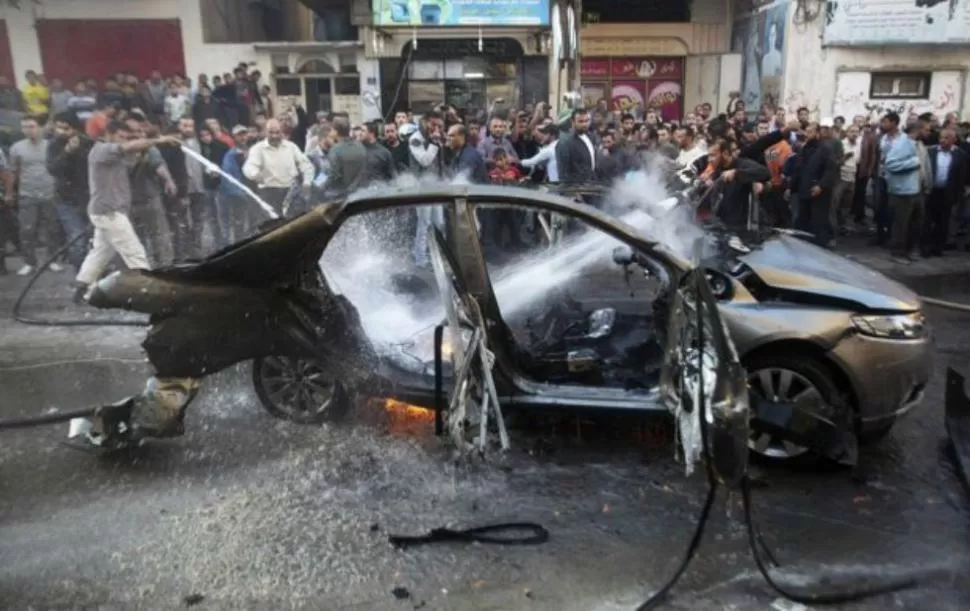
[889,270,970,299]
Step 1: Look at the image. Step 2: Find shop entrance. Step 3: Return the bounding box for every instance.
[380,38,546,116]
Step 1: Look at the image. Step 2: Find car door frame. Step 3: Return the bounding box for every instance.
[441,189,705,413]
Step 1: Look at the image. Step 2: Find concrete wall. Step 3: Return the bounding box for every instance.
[781,10,969,121]
[0,0,271,85]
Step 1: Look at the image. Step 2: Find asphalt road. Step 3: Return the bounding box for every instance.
[0,270,969,611]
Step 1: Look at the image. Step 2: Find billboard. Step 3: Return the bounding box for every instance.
[371,0,550,27]
[824,0,970,45]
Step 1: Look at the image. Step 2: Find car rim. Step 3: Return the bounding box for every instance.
[746,367,825,459]
[258,356,335,419]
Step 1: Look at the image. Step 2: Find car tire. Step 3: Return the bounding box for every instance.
[744,352,848,463]
[252,356,351,425]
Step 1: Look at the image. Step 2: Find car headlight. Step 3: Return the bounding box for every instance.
[851,312,927,339]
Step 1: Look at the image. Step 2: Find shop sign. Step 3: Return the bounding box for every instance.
[610,57,683,79]
[579,59,609,78]
[371,0,549,27]
[407,38,524,58]
[580,37,688,56]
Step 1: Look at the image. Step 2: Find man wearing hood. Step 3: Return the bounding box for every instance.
[409,111,446,267]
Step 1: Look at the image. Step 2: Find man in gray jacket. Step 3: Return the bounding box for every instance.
[323,118,367,195]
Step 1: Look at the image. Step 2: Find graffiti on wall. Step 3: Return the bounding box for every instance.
[833,70,961,121]
[732,0,790,112]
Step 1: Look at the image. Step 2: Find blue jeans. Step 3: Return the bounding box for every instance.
[412,205,444,267]
[54,197,89,269]
[216,192,257,246]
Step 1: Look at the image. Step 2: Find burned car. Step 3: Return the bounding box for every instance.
[80,184,930,465]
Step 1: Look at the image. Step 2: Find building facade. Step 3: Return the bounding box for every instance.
[732,0,969,122]
[578,0,741,120]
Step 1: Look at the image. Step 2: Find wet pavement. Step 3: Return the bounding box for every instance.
[1,263,970,610]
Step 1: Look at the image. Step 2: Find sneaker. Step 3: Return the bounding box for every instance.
[16,265,35,276]
[49,262,65,272]
[72,283,89,305]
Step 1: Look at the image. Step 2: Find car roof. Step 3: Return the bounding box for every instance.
[340,183,652,240]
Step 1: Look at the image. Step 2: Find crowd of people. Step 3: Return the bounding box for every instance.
[1,64,969,296]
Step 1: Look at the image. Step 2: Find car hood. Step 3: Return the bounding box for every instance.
[738,234,921,311]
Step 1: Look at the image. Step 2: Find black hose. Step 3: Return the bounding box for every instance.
[636,275,716,610]
[13,226,149,327]
[0,405,97,430]
[740,476,919,604]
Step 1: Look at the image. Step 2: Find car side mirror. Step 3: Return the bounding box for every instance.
[612,245,634,266]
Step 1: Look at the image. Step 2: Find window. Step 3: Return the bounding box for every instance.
[275,77,302,96]
[200,0,284,43]
[870,72,930,99]
[335,77,360,95]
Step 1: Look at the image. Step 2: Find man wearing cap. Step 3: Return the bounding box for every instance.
[219,125,257,239]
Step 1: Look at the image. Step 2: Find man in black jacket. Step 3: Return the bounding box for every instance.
[922,127,968,256]
[706,138,772,228]
[555,108,597,185]
[790,122,839,246]
[47,111,93,270]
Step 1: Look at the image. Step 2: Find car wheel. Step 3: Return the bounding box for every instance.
[744,353,843,461]
[252,356,350,424]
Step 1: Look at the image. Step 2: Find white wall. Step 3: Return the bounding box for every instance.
[832,70,962,121]
[0,0,270,85]
[781,11,969,121]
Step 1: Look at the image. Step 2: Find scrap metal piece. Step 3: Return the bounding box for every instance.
[129,377,203,438]
[945,367,970,497]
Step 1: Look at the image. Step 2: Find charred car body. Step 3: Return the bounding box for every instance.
[76,184,931,466]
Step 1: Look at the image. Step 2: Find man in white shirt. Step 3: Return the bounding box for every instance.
[520,124,559,182]
[674,126,706,169]
[834,123,862,232]
[242,119,314,216]
[163,82,190,127]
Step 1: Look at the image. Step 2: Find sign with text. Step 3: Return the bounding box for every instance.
[371,0,549,27]
[824,0,970,45]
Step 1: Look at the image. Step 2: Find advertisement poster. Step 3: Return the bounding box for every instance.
[611,81,646,114]
[581,84,607,108]
[371,0,550,27]
[732,0,789,112]
[646,80,682,121]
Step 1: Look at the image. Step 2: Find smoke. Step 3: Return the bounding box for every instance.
[318,167,702,359]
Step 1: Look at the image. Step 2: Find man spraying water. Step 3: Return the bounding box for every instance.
[73,121,181,303]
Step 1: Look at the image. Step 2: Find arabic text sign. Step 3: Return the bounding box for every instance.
[824,0,970,45]
[372,0,549,27]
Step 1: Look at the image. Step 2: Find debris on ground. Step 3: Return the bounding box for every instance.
[183,593,205,607]
[392,586,411,600]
